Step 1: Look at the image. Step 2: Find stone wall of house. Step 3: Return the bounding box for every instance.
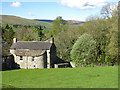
[15,56,26,69]
[15,55,47,69]
[36,55,44,68]
[47,50,50,68]
[10,49,47,69]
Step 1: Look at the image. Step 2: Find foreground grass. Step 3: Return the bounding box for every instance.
[2,66,118,88]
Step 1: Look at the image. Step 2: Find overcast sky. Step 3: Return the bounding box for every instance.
[1,0,119,21]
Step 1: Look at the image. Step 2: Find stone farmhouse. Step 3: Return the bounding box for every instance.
[10,37,57,69]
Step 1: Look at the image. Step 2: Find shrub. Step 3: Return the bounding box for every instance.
[70,33,96,66]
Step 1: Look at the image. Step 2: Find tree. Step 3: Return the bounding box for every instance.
[54,24,82,61]
[70,33,96,66]
[52,16,66,36]
[32,28,44,41]
[106,10,118,65]
[81,5,118,66]
[101,4,117,19]
[15,25,29,41]
[83,15,112,65]
[2,24,15,45]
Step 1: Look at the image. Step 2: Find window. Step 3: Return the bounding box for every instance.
[32,56,35,61]
[20,56,23,61]
[2,57,6,63]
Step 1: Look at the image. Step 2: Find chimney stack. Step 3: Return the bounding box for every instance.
[13,38,17,43]
[50,36,54,44]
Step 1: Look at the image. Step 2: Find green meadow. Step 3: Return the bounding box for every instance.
[2,66,118,88]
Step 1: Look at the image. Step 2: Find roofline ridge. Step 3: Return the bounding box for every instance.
[18,41,50,43]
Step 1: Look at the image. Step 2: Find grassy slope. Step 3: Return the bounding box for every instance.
[2,66,118,88]
[0,15,52,28]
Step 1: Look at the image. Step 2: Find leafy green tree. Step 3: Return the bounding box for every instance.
[106,10,118,65]
[54,25,83,61]
[15,25,30,41]
[83,16,112,65]
[32,28,44,41]
[70,33,96,66]
[2,24,15,45]
[52,16,66,36]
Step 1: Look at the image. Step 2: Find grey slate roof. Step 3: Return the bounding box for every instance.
[10,41,52,50]
[14,50,46,56]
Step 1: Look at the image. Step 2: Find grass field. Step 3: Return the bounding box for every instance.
[2,66,118,88]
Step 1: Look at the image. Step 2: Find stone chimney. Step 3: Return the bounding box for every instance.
[50,36,54,44]
[13,38,17,43]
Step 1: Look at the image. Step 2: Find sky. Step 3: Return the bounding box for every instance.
[1,0,119,21]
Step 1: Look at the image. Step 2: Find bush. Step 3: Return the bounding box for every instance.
[70,33,96,66]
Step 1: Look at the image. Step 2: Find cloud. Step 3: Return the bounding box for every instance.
[10,2,22,7]
[60,0,111,9]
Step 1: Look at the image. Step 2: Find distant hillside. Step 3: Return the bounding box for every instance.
[0,15,85,30]
[34,19,54,23]
[67,20,85,25]
[34,19,85,25]
[0,15,52,29]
